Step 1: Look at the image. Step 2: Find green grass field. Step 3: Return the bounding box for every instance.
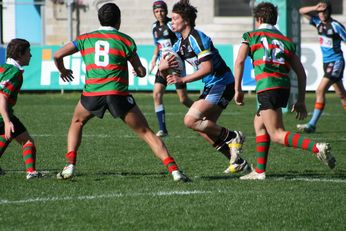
[0,92,345,230]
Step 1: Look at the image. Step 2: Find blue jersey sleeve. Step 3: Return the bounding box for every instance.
[331,21,346,42]
[72,40,79,50]
[189,30,213,62]
[310,16,321,28]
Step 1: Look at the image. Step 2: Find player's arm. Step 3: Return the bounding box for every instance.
[0,94,14,140]
[150,45,159,73]
[129,52,146,77]
[287,54,308,120]
[54,42,77,82]
[233,43,249,106]
[166,58,213,85]
[299,3,327,20]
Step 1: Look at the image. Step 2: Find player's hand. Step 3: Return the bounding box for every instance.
[291,101,307,120]
[316,2,327,12]
[159,54,178,71]
[166,74,182,85]
[4,121,14,141]
[60,69,74,82]
[234,91,245,106]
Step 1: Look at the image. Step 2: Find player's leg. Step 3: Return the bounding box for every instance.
[122,104,189,182]
[14,131,42,179]
[184,84,245,157]
[153,73,168,137]
[333,80,346,110]
[307,78,332,130]
[175,86,193,108]
[0,121,13,175]
[262,108,335,169]
[240,114,269,180]
[57,100,94,179]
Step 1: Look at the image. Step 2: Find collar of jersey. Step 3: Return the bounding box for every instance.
[258,23,277,30]
[98,26,117,31]
[6,58,23,70]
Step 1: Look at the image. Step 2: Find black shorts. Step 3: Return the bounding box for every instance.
[0,115,27,138]
[154,70,186,89]
[323,59,345,83]
[199,83,235,109]
[257,89,290,114]
[80,94,137,119]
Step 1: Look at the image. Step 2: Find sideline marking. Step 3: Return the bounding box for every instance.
[1,177,345,205]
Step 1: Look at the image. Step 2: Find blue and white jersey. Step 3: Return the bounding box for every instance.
[310,16,346,63]
[172,29,234,87]
[152,18,178,60]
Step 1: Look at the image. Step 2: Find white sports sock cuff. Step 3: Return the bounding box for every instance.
[155,104,164,112]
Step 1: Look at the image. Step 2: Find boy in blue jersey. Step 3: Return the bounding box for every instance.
[150,0,193,137]
[159,0,249,174]
[298,1,346,133]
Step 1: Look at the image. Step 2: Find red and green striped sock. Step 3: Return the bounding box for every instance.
[22,142,36,173]
[284,132,319,153]
[66,151,77,165]
[163,156,179,173]
[0,135,10,157]
[255,134,270,173]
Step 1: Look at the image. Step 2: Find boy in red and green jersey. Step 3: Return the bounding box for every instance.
[0,38,42,179]
[73,30,136,96]
[54,3,189,182]
[233,2,335,180]
[241,28,296,93]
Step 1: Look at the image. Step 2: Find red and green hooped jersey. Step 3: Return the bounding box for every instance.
[73,27,137,96]
[241,25,296,93]
[0,64,23,121]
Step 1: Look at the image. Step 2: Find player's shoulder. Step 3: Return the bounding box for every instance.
[0,64,21,79]
[152,21,159,29]
[188,29,211,44]
[331,18,345,29]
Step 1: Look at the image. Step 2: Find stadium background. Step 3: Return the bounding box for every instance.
[0,0,345,91]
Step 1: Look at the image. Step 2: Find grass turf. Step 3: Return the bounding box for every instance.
[0,92,345,230]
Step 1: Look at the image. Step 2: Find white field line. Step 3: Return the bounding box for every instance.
[0,190,210,205]
[1,177,346,205]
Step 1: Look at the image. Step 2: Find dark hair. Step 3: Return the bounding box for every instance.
[253,2,278,25]
[319,0,332,17]
[6,38,30,60]
[153,0,167,12]
[98,3,121,27]
[172,0,197,28]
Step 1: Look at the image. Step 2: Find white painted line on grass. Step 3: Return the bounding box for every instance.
[0,190,209,205]
[1,177,345,205]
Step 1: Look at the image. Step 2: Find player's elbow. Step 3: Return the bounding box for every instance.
[235,58,245,68]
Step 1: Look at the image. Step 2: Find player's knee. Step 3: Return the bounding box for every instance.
[315,88,325,98]
[185,108,203,129]
[153,91,163,101]
[71,117,87,127]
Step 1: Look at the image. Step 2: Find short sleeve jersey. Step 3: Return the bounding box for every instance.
[241,24,296,93]
[73,27,137,96]
[310,16,346,63]
[172,29,233,87]
[152,18,178,60]
[0,64,23,121]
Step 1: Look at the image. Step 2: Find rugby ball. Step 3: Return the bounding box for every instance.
[163,50,185,76]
